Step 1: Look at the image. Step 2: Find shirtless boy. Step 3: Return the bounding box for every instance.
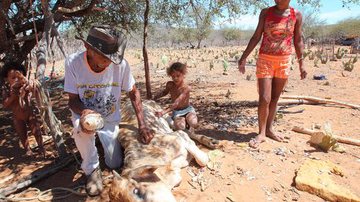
[1,62,45,157]
[154,62,198,130]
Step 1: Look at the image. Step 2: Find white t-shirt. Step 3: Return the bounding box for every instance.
[64,51,135,122]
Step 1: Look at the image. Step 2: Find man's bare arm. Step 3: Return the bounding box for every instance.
[128,85,145,127]
[68,93,87,115]
[128,85,154,144]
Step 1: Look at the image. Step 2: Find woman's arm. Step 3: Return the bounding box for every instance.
[293,10,307,80]
[238,8,267,73]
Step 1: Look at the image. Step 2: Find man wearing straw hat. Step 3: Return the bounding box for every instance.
[64,25,154,196]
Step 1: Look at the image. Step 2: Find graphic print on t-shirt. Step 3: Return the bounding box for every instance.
[80,87,117,117]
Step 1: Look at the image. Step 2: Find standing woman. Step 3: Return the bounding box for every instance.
[238,0,307,148]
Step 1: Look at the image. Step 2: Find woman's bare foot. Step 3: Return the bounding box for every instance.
[266,129,284,142]
[249,135,266,148]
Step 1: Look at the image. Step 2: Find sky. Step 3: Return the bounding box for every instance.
[217,0,360,30]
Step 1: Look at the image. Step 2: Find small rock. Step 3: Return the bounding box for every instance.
[274,147,287,157]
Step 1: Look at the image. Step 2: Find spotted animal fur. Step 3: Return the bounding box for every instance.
[109,100,209,202]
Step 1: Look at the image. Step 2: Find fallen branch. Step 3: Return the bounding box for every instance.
[292,126,360,147]
[281,95,360,110]
[240,99,316,108]
[0,154,77,197]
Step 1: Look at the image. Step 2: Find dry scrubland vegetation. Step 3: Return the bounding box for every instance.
[1,42,359,201]
[1,0,360,201]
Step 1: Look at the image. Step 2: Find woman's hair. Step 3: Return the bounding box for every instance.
[0,62,26,78]
[166,62,187,76]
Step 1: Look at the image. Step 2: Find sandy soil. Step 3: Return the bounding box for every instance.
[1,46,359,202]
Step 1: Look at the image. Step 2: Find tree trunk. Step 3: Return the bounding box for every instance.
[143,0,152,99]
[196,39,202,49]
[0,0,12,53]
[36,46,68,158]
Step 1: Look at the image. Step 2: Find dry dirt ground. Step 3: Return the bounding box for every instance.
[1,46,360,202]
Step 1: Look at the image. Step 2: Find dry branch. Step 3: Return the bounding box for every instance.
[241,99,316,108]
[13,32,43,43]
[56,0,99,17]
[292,126,360,147]
[281,95,360,110]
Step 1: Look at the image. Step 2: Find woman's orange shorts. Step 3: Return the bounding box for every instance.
[256,54,291,79]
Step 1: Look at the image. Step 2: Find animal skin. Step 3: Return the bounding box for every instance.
[80,113,104,132]
[108,100,209,202]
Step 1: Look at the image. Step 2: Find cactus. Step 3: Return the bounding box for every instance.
[335,48,345,59]
[343,55,358,72]
[223,59,229,72]
[229,51,236,58]
[320,53,329,64]
[290,56,295,70]
[314,49,323,59]
[161,55,168,66]
[314,57,320,68]
[303,50,311,59]
[135,53,142,60]
[254,48,259,60]
[209,61,214,71]
[308,50,315,60]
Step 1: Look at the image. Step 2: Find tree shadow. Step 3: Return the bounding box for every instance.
[0,79,80,198]
[196,129,257,143]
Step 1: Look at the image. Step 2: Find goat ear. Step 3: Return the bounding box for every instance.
[127,165,161,182]
[112,170,121,179]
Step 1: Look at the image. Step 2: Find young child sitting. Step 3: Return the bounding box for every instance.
[154,62,198,131]
[1,62,45,157]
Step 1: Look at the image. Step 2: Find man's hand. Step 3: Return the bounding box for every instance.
[138,126,154,144]
[238,59,246,74]
[299,67,307,80]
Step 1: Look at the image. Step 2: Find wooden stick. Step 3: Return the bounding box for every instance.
[0,154,76,197]
[281,95,360,109]
[278,99,315,106]
[242,99,317,108]
[292,126,360,147]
